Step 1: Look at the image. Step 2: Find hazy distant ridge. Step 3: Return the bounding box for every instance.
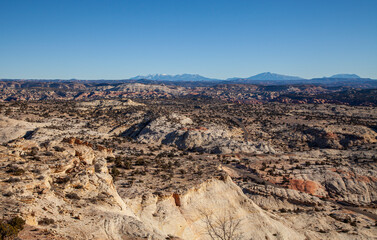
[329,74,360,79]
[245,72,304,80]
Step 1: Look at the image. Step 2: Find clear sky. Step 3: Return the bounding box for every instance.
[1,0,377,79]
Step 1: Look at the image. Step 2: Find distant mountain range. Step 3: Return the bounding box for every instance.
[131,72,305,81]
[131,72,363,82]
[130,74,220,81]
[8,73,362,84]
[2,73,375,89]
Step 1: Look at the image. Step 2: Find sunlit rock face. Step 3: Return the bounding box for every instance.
[123,113,275,154]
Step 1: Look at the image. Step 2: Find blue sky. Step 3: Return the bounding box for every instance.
[1,0,376,79]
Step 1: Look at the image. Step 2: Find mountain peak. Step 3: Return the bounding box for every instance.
[247,72,304,81]
[330,74,360,79]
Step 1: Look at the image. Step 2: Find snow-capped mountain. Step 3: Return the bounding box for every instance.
[130,74,220,81]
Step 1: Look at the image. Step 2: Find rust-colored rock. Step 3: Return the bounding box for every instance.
[288,179,323,196]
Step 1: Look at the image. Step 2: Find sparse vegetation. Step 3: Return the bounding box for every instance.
[0,216,25,240]
[0,86,376,239]
[200,210,243,240]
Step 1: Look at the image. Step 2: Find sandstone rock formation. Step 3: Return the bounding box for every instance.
[0,116,45,143]
[123,114,275,154]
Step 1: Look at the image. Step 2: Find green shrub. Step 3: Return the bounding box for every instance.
[0,221,17,240]
[0,216,25,240]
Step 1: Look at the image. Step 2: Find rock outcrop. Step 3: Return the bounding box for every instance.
[123,176,304,240]
[0,116,45,143]
[123,114,275,154]
[0,138,302,239]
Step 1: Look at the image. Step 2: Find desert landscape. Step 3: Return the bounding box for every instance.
[0,80,376,239]
[1,1,376,239]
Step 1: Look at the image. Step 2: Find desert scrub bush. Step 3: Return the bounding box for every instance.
[123,160,132,170]
[54,177,70,184]
[65,192,81,200]
[0,216,25,240]
[200,210,243,240]
[114,156,126,168]
[6,167,25,176]
[44,151,54,156]
[174,160,181,167]
[106,156,115,163]
[29,147,39,156]
[38,217,55,226]
[135,159,146,166]
[110,166,120,177]
[4,177,21,183]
